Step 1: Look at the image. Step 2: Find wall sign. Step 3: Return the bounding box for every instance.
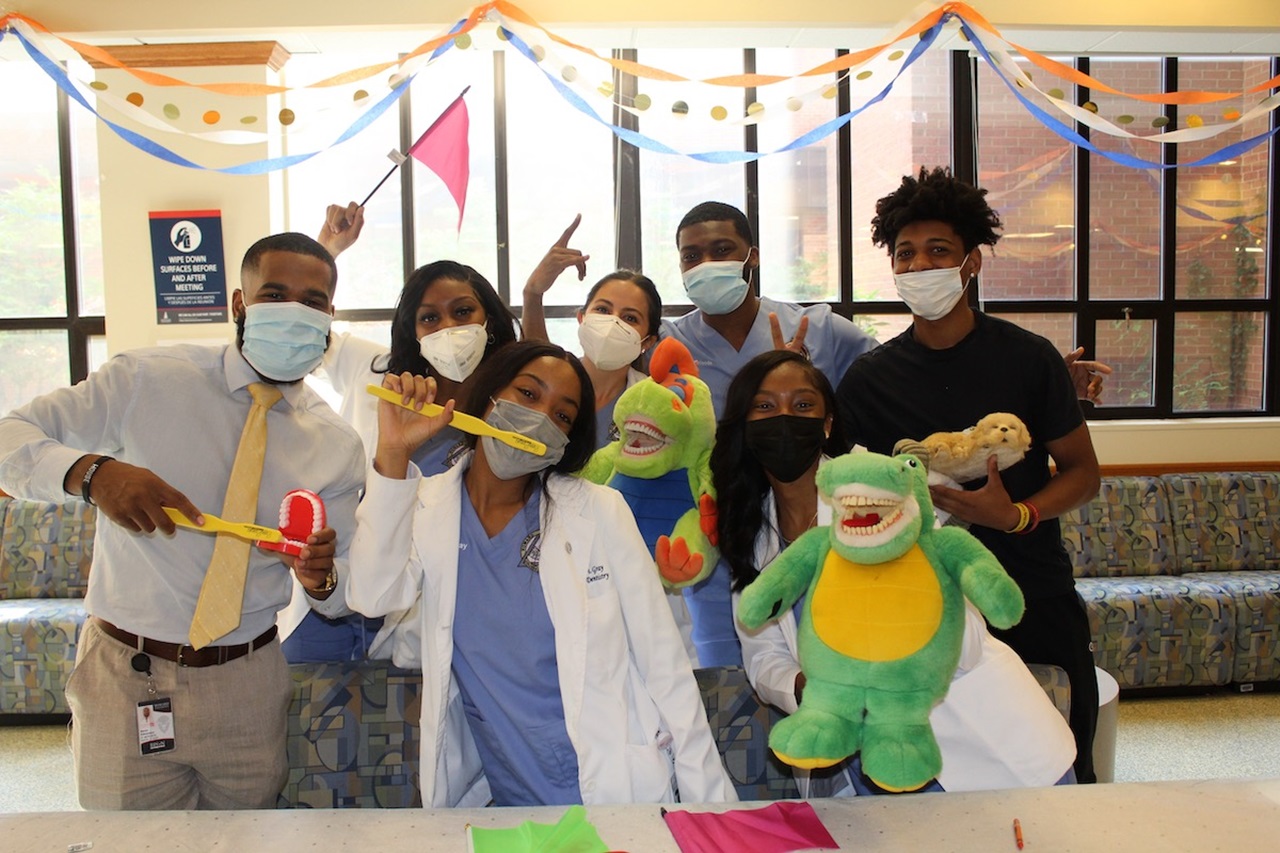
[149,210,228,324]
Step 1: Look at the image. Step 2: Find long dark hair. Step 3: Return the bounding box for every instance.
[460,340,597,479]
[711,350,842,592]
[383,260,521,376]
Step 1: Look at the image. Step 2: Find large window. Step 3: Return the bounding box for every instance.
[5,30,1274,430]
[275,44,1274,422]
[0,50,104,416]
[974,55,1275,416]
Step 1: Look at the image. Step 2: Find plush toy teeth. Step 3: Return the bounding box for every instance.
[621,417,670,456]
[256,489,325,557]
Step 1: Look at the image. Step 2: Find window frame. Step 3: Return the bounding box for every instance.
[9,45,1271,421]
[2,77,105,387]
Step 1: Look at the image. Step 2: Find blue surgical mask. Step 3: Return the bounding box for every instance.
[239,301,332,382]
[681,259,751,316]
[480,398,569,480]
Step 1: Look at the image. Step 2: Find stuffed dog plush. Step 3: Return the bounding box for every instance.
[911,412,1031,485]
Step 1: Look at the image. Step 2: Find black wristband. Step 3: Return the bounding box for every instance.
[80,455,115,506]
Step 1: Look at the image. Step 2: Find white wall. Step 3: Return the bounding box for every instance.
[93,65,283,353]
[1089,419,1278,468]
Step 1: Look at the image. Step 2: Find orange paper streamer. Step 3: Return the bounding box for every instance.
[3,2,1277,106]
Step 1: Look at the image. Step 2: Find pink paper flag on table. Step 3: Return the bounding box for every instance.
[662,801,839,853]
[407,91,470,231]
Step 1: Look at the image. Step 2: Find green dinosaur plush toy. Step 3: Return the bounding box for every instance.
[737,449,1025,792]
[582,337,718,588]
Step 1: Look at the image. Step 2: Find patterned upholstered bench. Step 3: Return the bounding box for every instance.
[0,496,94,715]
[1060,472,1280,691]
[1164,473,1280,685]
[280,661,423,808]
[277,662,1074,808]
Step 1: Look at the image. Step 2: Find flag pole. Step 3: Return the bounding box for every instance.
[359,85,471,207]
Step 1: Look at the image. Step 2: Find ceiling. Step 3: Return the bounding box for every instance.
[4,20,1280,60]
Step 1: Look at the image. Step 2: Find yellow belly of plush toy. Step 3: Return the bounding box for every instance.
[810,544,943,661]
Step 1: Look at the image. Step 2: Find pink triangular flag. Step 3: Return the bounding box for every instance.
[662,801,839,853]
[408,92,470,231]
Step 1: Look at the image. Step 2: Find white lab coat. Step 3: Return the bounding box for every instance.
[348,457,737,808]
[282,333,419,658]
[734,491,1076,792]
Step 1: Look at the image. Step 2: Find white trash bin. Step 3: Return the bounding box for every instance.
[1093,666,1120,783]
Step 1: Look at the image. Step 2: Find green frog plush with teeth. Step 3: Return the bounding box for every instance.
[738,449,1025,792]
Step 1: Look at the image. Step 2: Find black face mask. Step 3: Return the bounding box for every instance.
[744,415,827,483]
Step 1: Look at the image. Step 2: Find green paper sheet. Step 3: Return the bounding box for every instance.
[467,805,609,853]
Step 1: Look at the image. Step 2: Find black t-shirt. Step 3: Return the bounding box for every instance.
[836,311,1084,599]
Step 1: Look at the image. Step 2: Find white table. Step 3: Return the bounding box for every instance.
[5,777,1278,852]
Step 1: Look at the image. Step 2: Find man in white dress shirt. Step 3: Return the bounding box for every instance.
[0,232,365,809]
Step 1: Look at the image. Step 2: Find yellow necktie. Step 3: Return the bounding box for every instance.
[189,382,283,650]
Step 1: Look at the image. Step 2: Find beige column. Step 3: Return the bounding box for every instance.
[89,42,289,355]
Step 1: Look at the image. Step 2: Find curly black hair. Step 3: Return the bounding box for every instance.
[870,166,1003,256]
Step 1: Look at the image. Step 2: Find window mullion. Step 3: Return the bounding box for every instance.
[1266,55,1280,415]
[744,49,760,295]
[492,50,511,305]
[1074,57,1096,375]
[835,48,854,313]
[398,62,416,283]
[612,49,642,271]
[55,67,88,384]
[1154,56,1178,418]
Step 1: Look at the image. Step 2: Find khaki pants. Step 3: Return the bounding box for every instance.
[67,619,291,809]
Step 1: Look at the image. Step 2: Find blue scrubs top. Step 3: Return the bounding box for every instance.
[663,296,877,669]
[412,425,468,476]
[451,484,581,806]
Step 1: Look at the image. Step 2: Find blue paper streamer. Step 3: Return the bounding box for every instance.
[8,24,444,175]
[961,21,1279,171]
[6,11,1276,176]
[500,22,939,164]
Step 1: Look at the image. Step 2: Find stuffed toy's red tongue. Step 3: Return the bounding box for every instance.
[257,489,325,557]
[843,511,882,530]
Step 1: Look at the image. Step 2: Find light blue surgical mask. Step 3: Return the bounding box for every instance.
[239,301,332,382]
[681,259,751,316]
[481,398,569,480]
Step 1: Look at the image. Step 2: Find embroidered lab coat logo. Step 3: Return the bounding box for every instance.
[519,530,542,573]
[443,439,469,469]
[586,564,609,584]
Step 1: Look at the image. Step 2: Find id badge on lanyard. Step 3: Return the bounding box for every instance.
[131,648,176,755]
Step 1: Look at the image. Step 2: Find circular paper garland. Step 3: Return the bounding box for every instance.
[3,4,1275,173]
